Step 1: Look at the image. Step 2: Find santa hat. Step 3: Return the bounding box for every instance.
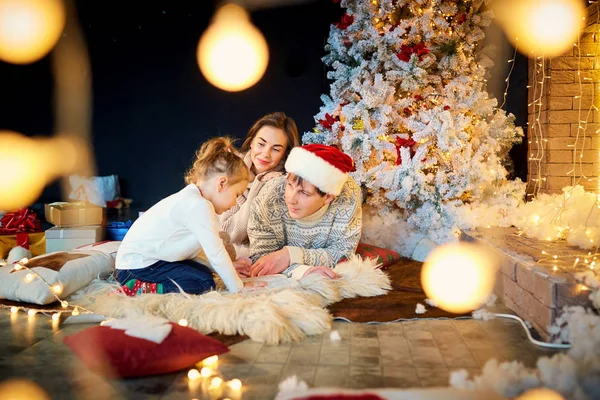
[285,144,355,195]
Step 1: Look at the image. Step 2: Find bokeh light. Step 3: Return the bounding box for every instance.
[0,0,66,64]
[421,243,498,314]
[197,3,269,92]
[516,388,565,400]
[0,131,90,211]
[494,0,585,57]
[0,379,50,400]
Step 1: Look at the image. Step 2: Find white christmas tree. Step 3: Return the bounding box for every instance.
[304,0,526,255]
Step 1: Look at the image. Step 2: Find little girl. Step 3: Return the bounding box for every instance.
[115,137,260,295]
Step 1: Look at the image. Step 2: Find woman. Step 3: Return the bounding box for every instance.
[218,112,300,247]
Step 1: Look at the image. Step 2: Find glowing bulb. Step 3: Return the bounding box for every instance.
[197,3,269,92]
[421,243,498,314]
[178,319,188,327]
[71,307,79,316]
[201,367,212,378]
[0,0,66,64]
[210,377,223,388]
[61,301,69,308]
[203,355,218,366]
[27,309,37,317]
[0,132,50,210]
[52,313,60,321]
[25,273,34,282]
[52,284,62,294]
[10,306,18,314]
[553,265,558,271]
[495,0,585,57]
[516,388,565,400]
[0,379,51,400]
[229,379,242,391]
[187,369,201,381]
[13,264,22,271]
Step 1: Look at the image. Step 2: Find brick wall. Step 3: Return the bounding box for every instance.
[527,3,600,195]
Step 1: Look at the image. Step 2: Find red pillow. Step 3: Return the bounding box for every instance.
[63,322,229,378]
[341,243,401,269]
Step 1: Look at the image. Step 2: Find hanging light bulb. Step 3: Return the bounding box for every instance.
[516,388,565,400]
[494,0,585,57]
[197,3,269,92]
[421,243,498,314]
[0,0,66,64]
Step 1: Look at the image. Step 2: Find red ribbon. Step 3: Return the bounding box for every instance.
[395,137,416,166]
[0,208,41,235]
[396,42,430,62]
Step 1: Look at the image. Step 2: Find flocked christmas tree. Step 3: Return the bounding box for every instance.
[304,0,526,256]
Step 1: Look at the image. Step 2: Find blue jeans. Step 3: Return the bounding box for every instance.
[116,259,216,295]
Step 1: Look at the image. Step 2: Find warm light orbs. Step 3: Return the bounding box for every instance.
[0,378,51,400]
[0,0,66,64]
[516,388,565,400]
[187,369,201,381]
[494,0,585,57]
[0,131,48,211]
[197,3,269,92]
[421,243,498,314]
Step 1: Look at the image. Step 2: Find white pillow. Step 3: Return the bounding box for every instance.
[0,250,114,305]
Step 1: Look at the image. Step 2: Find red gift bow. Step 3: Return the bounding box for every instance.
[395,137,416,166]
[0,208,41,235]
[396,42,430,62]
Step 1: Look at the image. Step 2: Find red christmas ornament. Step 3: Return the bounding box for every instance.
[394,136,416,166]
[414,94,423,101]
[457,13,467,24]
[318,113,339,130]
[396,42,430,62]
[403,107,412,116]
[443,105,451,110]
[336,14,354,29]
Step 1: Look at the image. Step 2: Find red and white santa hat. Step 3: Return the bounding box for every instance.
[285,144,356,195]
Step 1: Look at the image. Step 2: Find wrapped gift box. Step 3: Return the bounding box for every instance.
[45,202,104,228]
[0,209,45,258]
[45,226,105,253]
[0,232,46,259]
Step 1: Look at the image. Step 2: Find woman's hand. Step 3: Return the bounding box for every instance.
[259,171,283,182]
[233,257,252,277]
[302,266,337,279]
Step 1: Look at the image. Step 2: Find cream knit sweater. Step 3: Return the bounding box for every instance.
[218,151,284,245]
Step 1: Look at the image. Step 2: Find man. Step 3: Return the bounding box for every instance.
[246,144,362,280]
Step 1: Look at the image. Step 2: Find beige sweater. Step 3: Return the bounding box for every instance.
[218,151,284,245]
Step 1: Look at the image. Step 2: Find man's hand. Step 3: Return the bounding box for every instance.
[233,257,252,278]
[302,266,337,279]
[250,248,290,277]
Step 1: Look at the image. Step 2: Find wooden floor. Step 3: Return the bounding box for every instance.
[0,304,561,400]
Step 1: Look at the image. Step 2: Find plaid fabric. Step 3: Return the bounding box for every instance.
[341,243,401,269]
[118,279,164,297]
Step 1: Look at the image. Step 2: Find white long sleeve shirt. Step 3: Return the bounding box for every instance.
[115,184,243,293]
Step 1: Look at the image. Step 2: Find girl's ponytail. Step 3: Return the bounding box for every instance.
[185,137,249,185]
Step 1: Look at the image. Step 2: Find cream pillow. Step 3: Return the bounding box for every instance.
[0,249,114,305]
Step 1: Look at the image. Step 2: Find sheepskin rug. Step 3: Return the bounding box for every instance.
[70,255,391,344]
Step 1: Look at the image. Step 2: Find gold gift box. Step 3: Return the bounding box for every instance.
[45,202,104,228]
[0,232,45,259]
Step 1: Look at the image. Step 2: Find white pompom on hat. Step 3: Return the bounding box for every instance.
[284,144,355,195]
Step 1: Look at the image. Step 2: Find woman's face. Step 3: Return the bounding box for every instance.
[249,126,288,174]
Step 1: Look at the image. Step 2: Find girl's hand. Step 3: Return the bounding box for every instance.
[302,266,337,279]
[243,281,267,292]
[259,172,283,182]
[233,257,252,277]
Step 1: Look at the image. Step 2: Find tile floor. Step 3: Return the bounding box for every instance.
[0,305,561,400]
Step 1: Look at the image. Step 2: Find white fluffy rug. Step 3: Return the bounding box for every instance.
[70,256,391,344]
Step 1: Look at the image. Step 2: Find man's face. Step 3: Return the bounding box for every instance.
[284,174,333,219]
